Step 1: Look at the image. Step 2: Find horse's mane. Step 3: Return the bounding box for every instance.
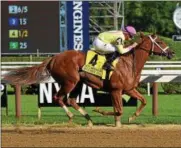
[117,33,144,71]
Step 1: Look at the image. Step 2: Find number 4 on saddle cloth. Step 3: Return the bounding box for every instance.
[82,50,119,80]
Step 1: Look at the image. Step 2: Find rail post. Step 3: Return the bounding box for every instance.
[152,82,158,116]
[15,85,21,118]
[38,107,42,120]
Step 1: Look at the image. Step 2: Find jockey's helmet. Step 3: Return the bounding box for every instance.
[123,26,137,38]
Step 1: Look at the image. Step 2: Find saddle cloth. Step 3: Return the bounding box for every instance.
[82,50,118,79]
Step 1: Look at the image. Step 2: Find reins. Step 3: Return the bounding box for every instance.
[135,35,169,55]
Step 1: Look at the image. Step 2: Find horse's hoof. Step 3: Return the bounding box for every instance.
[68,114,74,123]
[88,121,93,127]
[115,121,122,127]
[128,117,132,123]
[67,112,74,119]
[128,116,134,123]
[68,118,73,123]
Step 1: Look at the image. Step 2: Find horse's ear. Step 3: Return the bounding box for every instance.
[139,32,144,38]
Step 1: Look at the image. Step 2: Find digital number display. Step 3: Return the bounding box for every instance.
[2,1,60,53]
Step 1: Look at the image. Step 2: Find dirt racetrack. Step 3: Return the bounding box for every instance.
[2,124,181,147]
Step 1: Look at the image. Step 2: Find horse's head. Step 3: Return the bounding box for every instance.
[137,32,174,59]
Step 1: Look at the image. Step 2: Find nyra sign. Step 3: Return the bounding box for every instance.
[38,83,137,107]
[39,83,95,106]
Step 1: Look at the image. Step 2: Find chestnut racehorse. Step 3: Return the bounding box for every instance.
[3,33,174,127]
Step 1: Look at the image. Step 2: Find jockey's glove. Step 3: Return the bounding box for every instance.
[133,42,138,47]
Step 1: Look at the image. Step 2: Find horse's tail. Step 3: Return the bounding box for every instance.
[3,57,53,85]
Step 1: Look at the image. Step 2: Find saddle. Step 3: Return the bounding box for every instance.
[82,50,119,80]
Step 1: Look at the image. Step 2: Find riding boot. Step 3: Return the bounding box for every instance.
[103,51,120,71]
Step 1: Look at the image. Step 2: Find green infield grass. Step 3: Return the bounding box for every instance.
[1,93,181,126]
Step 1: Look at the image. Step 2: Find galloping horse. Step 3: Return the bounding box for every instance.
[3,33,174,127]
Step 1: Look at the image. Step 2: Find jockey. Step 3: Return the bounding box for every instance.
[92,26,138,70]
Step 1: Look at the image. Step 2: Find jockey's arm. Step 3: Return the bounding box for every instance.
[116,42,138,54]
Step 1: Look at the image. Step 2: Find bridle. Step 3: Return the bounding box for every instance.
[138,35,169,55]
[148,35,169,54]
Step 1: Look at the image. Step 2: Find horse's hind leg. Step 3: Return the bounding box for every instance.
[67,82,93,126]
[125,88,147,123]
[54,81,78,121]
[67,98,93,127]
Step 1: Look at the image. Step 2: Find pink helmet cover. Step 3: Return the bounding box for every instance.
[123,26,137,36]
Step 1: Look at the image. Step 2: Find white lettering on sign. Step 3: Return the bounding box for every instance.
[40,83,60,103]
[0,84,5,92]
[40,83,52,103]
[1,84,5,97]
[54,83,61,92]
[76,84,95,103]
[73,1,83,51]
[39,83,94,104]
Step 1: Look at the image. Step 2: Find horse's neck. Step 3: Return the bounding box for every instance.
[134,49,149,76]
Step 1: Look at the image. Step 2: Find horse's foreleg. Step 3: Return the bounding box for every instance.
[125,88,147,123]
[111,90,123,127]
[92,107,115,116]
[92,90,123,119]
[67,98,93,127]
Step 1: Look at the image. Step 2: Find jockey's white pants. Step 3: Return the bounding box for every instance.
[92,37,116,54]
